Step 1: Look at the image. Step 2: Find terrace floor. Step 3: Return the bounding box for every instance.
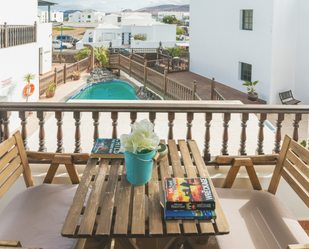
[167,71,267,104]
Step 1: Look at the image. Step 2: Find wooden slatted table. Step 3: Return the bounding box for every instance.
[61,140,230,249]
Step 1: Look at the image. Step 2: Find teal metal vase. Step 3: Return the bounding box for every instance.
[124,150,156,185]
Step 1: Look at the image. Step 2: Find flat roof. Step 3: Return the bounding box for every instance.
[38,0,57,6]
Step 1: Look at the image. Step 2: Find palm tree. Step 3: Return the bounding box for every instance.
[23,73,35,102]
[74,45,109,68]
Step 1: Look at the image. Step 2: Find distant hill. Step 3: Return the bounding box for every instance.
[134,4,189,15]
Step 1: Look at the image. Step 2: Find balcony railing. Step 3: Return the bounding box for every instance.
[0,22,37,49]
[0,102,307,162]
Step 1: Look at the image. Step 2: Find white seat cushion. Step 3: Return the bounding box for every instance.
[0,184,78,249]
[215,188,309,249]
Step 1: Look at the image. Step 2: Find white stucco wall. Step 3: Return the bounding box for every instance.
[63,22,101,28]
[153,24,176,41]
[190,0,274,103]
[102,15,120,25]
[0,0,37,25]
[37,23,52,75]
[292,0,309,105]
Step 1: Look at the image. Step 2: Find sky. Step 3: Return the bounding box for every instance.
[43,0,190,13]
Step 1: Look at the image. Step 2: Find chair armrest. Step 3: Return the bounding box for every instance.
[0,239,42,248]
[287,244,309,249]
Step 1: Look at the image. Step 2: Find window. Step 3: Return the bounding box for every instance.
[118,17,121,23]
[88,15,91,18]
[242,10,253,30]
[241,62,252,81]
[54,14,56,18]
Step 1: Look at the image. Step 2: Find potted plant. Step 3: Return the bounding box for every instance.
[120,119,160,185]
[243,80,259,101]
[46,81,56,98]
[23,73,36,102]
[73,71,80,80]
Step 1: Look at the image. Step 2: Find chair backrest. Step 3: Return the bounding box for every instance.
[279,90,293,103]
[0,131,34,199]
[268,135,309,208]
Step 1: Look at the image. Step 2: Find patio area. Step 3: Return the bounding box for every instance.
[2,70,309,248]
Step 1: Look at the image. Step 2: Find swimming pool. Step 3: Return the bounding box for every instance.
[68,80,138,100]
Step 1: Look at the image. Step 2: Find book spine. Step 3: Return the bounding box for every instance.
[200,178,215,202]
[165,201,215,211]
[165,216,214,220]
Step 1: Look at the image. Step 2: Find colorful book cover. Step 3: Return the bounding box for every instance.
[90,138,124,158]
[165,209,216,220]
[164,177,215,210]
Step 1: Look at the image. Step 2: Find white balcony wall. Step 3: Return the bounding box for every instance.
[0,0,37,24]
[190,0,274,103]
[37,23,52,75]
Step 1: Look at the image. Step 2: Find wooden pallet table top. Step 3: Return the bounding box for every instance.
[61,139,230,247]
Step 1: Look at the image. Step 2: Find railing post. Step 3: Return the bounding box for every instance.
[111,112,118,138]
[167,54,170,73]
[186,112,194,140]
[129,54,132,76]
[37,111,46,152]
[273,113,284,154]
[168,112,175,139]
[0,111,11,141]
[55,111,64,153]
[211,78,215,100]
[164,69,168,100]
[239,113,249,155]
[144,60,147,85]
[74,111,82,153]
[19,111,29,150]
[118,50,120,76]
[77,59,79,72]
[256,113,267,155]
[130,112,137,131]
[92,111,100,144]
[293,113,302,142]
[64,64,67,83]
[221,113,230,155]
[34,21,37,42]
[204,113,212,161]
[149,112,156,130]
[54,68,57,85]
[143,53,146,63]
[4,22,8,48]
[192,80,196,100]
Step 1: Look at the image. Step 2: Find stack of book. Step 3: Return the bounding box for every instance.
[163,177,216,220]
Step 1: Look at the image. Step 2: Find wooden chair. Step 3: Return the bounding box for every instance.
[279,90,301,105]
[215,135,309,249]
[0,131,89,249]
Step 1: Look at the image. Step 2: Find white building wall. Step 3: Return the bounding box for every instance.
[102,15,120,25]
[0,0,37,25]
[37,23,52,75]
[190,0,274,103]
[153,24,176,42]
[50,11,63,22]
[291,0,309,105]
[131,26,154,41]
[68,12,81,22]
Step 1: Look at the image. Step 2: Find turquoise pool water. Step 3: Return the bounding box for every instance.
[69,81,138,100]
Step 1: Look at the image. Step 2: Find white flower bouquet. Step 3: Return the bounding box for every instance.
[120,119,160,154]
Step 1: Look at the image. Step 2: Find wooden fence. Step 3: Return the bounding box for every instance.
[158,53,189,73]
[39,57,89,95]
[210,78,226,101]
[115,54,198,100]
[0,22,37,49]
